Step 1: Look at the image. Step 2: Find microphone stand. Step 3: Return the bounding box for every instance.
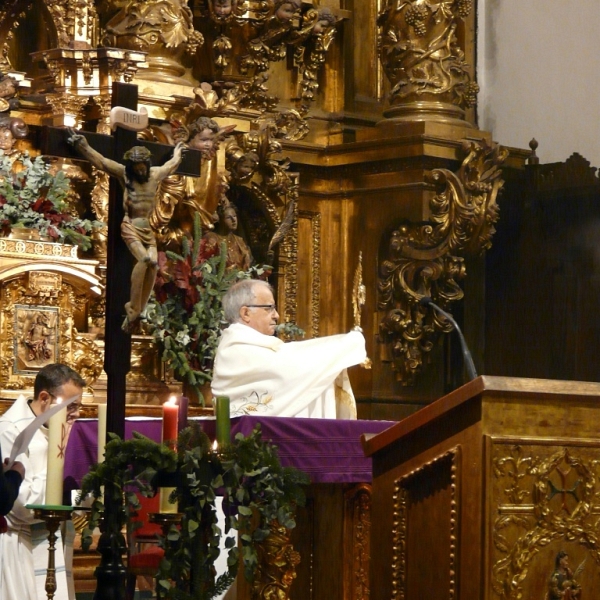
[419,297,478,381]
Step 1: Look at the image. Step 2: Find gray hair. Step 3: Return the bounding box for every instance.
[223,279,274,324]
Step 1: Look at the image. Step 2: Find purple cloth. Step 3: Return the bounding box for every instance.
[64,416,394,485]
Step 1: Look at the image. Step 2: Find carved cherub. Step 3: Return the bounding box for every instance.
[0,116,29,157]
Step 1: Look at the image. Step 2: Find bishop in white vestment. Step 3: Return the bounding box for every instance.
[212,280,367,418]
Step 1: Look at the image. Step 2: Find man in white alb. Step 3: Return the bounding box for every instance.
[0,363,85,600]
[211,279,366,418]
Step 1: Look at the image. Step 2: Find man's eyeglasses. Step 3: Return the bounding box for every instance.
[49,394,82,412]
[245,304,277,313]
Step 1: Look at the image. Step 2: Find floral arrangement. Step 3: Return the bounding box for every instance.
[0,151,99,250]
[145,215,271,403]
[79,423,309,600]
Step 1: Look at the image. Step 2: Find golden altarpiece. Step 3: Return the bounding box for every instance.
[0,1,546,599]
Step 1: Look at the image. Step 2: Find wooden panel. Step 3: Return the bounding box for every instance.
[485,160,600,383]
[394,449,459,600]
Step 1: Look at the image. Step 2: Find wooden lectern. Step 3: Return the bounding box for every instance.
[363,376,600,600]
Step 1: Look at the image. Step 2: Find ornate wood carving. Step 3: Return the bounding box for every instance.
[491,439,600,600]
[377,139,508,384]
[252,519,301,600]
[344,484,372,600]
[377,0,478,124]
[0,272,102,389]
[298,210,321,338]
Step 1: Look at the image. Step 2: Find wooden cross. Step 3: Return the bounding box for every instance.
[42,82,202,439]
[42,82,203,600]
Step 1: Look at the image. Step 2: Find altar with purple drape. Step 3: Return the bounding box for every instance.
[65,416,393,486]
[65,415,394,600]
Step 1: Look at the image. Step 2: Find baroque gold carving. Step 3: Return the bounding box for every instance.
[0,238,78,260]
[0,270,102,389]
[292,8,339,116]
[297,210,320,338]
[46,93,90,126]
[344,484,372,600]
[190,3,340,135]
[378,0,478,124]
[146,94,301,324]
[377,139,508,384]
[28,272,62,298]
[252,519,301,600]
[101,0,202,85]
[392,447,460,600]
[490,441,600,600]
[90,167,109,260]
[72,331,103,387]
[44,0,98,48]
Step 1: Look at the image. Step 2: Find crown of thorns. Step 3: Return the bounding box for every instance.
[123,146,152,162]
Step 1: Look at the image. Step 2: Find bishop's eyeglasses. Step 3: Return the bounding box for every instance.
[245,304,277,313]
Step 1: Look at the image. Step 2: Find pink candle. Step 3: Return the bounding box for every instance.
[162,397,178,444]
[97,403,107,463]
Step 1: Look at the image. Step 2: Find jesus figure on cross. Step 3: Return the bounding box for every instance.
[68,129,186,330]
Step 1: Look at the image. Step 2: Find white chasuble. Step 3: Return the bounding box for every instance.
[212,324,366,418]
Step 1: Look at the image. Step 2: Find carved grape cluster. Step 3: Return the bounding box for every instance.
[463,81,480,107]
[404,4,429,37]
[456,0,472,18]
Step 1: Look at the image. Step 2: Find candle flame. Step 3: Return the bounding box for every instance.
[166,396,177,406]
[213,440,218,452]
[56,396,63,404]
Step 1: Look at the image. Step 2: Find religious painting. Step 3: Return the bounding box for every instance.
[14,305,59,373]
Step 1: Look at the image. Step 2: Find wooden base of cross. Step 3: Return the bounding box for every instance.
[41,82,202,600]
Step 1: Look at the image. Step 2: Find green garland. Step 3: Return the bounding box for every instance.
[144,214,271,404]
[79,423,309,600]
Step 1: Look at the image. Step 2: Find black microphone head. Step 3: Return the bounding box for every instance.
[419,296,433,307]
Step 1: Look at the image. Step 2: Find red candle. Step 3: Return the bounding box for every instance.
[160,397,179,514]
[162,397,178,444]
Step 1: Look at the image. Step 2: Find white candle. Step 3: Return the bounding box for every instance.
[159,487,177,514]
[97,403,107,463]
[46,397,68,506]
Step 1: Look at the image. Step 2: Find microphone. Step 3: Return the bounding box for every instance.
[419,297,478,381]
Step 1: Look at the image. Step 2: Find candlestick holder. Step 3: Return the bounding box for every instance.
[28,505,74,600]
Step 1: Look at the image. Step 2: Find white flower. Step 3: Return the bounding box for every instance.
[175,327,191,346]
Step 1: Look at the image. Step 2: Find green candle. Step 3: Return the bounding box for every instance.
[215,395,231,447]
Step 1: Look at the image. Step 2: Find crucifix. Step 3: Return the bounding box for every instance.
[42,82,202,599]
